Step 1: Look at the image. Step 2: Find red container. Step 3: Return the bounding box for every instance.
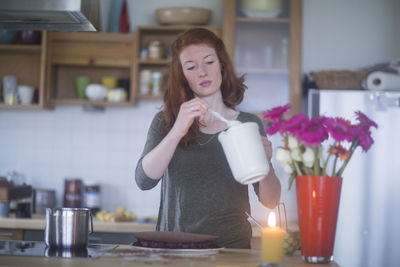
[296,175,342,263]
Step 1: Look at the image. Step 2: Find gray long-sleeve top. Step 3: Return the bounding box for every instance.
[135,111,265,248]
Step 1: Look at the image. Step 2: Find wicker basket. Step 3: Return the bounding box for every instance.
[311,70,368,90]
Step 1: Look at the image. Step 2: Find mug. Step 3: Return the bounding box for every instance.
[218,122,269,184]
[75,76,91,99]
[101,76,117,89]
[17,85,34,104]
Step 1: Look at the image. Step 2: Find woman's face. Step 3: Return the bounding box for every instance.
[179,44,222,98]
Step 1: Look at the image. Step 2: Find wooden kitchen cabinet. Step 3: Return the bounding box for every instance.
[133,26,221,100]
[45,32,136,107]
[0,31,48,109]
[222,0,302,114]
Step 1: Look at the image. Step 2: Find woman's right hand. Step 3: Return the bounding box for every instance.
[171,97,209,138]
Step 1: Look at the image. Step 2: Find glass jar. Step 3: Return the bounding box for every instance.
[148,41,164,60]
[84,181,101,215]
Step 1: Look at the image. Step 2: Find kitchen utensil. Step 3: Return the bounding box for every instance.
[244,211,263,230]
[218,122,269,184]
[74,76,91,99]
[156,7,212,25]
[17,85,34,104]
[33,188,56,214]
[45,208,93,249]
[208,109,240,127]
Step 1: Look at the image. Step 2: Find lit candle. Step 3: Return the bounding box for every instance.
[261,211,286,264]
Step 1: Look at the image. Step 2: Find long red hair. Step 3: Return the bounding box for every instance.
[161,28,247,147]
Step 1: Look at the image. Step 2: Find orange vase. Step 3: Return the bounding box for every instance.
[296,175,342,263]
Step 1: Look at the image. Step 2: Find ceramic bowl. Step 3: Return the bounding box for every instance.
[156,7,212,25]
[85,84,108,101]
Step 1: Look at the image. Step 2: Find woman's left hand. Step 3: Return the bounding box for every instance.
[261,136,273,161]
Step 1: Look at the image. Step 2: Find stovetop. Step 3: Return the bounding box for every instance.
[0,240,117,259]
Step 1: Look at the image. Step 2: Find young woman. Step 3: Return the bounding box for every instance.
[135,28,281,248]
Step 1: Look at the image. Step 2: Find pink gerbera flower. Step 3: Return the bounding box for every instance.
[325,117,353,142]
[297,116,329,147]
[353,125,374,152]
[282,114,308,136]
[355,111,378,129]
[263,104,291,123]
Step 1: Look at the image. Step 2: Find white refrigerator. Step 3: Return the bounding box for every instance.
[308,89,400,267]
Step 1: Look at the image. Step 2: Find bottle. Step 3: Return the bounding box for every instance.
[151,72,162,95]
[279,37,289,69]
[84,181,101,215]
[140,69,152,95]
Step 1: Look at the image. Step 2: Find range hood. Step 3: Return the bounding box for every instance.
[0,0,99,31]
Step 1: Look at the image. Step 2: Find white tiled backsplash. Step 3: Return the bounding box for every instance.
[0,101,163,218]
[0,102,296,223]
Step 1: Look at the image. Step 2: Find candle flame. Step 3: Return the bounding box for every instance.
[267,211,277,227]
[312,190,316,198]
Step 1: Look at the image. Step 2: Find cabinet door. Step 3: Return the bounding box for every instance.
[223,0,302,114]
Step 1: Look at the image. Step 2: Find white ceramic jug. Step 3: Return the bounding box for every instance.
[218,122,269,185]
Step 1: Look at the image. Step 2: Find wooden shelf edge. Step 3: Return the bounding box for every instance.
[236,17,290,23]
[52,99,135,107]
[0,104,44,110]
[51,58,131,68]
[138,59,170,65]
[236,68,289,74]
[137,94,163,100]
[0,44,41,52]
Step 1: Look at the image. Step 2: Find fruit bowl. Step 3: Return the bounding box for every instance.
[156,7,212,25]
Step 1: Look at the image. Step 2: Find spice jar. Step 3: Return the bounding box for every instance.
[84,181,101,215]
[63,178,82,208]
[148,41,164,60]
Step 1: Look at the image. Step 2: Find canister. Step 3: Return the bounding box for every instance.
[84,181,101,215]
[63,178,82,208]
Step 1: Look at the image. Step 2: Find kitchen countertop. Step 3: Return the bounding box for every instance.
[0,244,339,267]
[0,215,156,233]
[0,215,295,238]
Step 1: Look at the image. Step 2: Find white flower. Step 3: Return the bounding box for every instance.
[276,148,292,164]
[288,135,299,150]
[282,163,294,174]
[303,147,315,168]
[290,148,302,161]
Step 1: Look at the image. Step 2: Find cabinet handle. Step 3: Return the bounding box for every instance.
[0,232,13,237]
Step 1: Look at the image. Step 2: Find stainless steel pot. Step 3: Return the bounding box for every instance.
[44,208,93,249]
